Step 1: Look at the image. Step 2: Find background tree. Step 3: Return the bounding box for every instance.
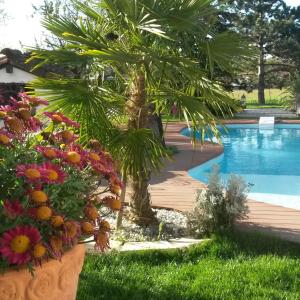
[0,0,8,24]
[227,0,295,104]
[28,0,250,225]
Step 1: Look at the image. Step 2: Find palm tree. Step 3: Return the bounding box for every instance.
[28,0,250,225]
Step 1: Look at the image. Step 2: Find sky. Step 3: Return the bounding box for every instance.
[0,0,300,50]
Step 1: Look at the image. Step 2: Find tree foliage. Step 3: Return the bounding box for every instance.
[224,0,300,103]
[28,0,251,224]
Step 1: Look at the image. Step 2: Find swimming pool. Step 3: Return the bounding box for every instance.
[181,124,300,210]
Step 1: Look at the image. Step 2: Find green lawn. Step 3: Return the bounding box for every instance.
[232,89,287,107]
[77,231,300,300]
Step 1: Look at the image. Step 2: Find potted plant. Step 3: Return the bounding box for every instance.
[0,93,122,300]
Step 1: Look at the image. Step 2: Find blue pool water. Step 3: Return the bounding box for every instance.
[181,124,300,210]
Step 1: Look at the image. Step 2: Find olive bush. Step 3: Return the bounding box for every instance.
[187,166,249,237]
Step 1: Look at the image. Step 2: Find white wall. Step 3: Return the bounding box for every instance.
[0,67,36,83]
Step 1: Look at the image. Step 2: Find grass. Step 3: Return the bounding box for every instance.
[231,89,288,108]
[77,230,300,300]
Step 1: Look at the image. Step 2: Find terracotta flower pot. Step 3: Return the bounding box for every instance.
[0,244,85,300]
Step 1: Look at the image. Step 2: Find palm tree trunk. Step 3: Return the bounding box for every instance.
[126,71,156,225]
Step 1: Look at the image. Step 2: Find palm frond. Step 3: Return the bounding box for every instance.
[109,128,168,176]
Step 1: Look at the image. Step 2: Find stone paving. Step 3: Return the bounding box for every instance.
[127,120,300,243]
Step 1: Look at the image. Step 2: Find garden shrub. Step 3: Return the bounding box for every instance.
[187,166,249,237]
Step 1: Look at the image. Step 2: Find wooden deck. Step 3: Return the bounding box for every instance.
[128,121,300,243]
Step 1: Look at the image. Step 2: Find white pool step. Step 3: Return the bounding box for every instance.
[259,117,274,129]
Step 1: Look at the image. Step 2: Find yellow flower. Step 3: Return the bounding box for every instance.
[33,244,46,258]
[10,235,30,254]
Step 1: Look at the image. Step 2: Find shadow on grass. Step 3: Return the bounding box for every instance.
[77,271,209,300]
[92,230,300,268]
[77,230,300,300]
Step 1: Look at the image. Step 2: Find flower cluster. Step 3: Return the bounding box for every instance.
[0,93,122,270]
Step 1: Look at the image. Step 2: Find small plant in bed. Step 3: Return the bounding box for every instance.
[187,166,249,237]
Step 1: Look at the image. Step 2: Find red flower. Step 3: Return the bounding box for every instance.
[3,199,24,218]
[44,112,80,128]
[41,162,66,184]
[18,93,49,106]
[36,146,63,159]
[16,164,42,182]
[0,226,41,265]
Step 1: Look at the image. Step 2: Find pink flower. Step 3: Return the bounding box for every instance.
[41,162,66,184]
[0,226,41,265]
[44,112,80,128]
[26,117,42,132]
[63,145,87,169]
[18,93,49,106]
[3,199,24,219]
[16,164,43,182]
[91,161,112,176]
[36,146,64,159]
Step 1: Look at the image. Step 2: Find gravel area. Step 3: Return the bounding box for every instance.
[107,207,189,242]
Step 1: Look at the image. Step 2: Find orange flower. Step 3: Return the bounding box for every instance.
[64,221,79,239]
[89,152,101,162]
[50,236,63,253]
[81,222,94,235]
[110,184,122,195]
[66,151,81,164]
[30,190,48,204]
[0,134,9,145]
[5,116,24,133]
[111,198,121,211]
[36,206,52,221]
[94,231,110,252]
[84,205,99,220]
[89,139,102,151]
[51,215,64,228]
[33,243,47,259]
[18,108,31,121]
[102,196,122,211]
[100,220,110,232]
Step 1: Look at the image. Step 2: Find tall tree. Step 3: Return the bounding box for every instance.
[28,0,249,224]
[0,0,7,24]
[228,0,289,104]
